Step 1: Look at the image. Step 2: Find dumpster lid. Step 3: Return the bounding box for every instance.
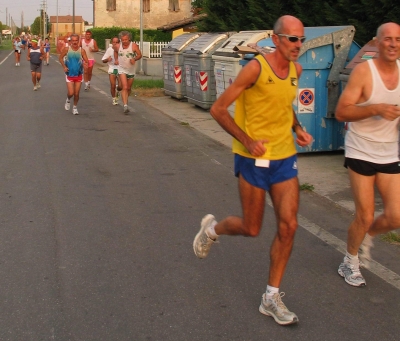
[183,33,229,55]
[340,39,378,75]
[162,33,201,52]
[213,30,273,57]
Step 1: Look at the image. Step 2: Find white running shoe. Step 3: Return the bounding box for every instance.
[338,257,366,287]
[123,105,129,114]
[193,214,218,259]
[36,82,41,89]
[65,99,70,111]
[33,85,37,91]
[112,98,118,105]
[84,85,88,91]
[259,293,299,325]
[72,107,79,115]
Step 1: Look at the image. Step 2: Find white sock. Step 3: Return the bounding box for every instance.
[346,251,359,265]
[206,221,218,240]
[363,233,374,246]
[266,285,279,298]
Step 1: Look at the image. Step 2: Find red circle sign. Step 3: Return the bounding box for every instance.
[299,89,314,105]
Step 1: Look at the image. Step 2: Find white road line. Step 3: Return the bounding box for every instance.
[265,197,400,291]
[0,51,14,65]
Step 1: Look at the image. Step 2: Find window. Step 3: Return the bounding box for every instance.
[106,0,116,11]
[168,0,180,12]
[143,0,150,12]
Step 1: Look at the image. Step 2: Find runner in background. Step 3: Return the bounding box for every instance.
[59,34,89,115]
[13,37,22,66]
[44,38,51,65]
[27,39,45,90]
[80,30,99,91]
[115,31,142,114]
[102,36,122,106]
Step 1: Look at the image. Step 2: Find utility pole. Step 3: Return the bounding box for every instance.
[72,0,75,33]
[43,0,47,39]
[139,0,144,74]
[56,0,59,44]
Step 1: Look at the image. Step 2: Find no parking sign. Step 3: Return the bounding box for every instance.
[298,88,315,113]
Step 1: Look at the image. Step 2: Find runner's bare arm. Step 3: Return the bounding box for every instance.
[335,62,400,121]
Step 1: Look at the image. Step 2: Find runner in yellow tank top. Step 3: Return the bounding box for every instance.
[233,54,298,160]
[192,15,313,326]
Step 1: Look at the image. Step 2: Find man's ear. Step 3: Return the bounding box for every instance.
[271,34,279,47]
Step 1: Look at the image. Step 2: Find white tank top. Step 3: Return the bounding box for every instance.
[345,59,400,163]
[82,39,95,59]
[118,42,136,75]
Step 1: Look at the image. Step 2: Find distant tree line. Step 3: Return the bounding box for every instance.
[192,0,400,45]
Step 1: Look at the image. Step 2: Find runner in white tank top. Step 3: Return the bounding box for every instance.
[335,22,400,288]
[80,30,99,90]
[345,58,400,163]
[116,31,142,114]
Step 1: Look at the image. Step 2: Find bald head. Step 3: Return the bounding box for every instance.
[273,15,304,34]
[376,22,400,40]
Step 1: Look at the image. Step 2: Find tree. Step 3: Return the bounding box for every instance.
[30,17,41,35]
[195,0,400,45]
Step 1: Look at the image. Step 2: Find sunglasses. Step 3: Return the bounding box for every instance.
[277,34,306,43]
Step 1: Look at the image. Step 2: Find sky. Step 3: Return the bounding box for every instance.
[0,0,94,27]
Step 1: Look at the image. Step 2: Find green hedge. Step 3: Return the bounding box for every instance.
[90,27,172,50]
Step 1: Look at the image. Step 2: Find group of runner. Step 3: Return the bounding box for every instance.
[59,30,142,115]
[15,29,141,115]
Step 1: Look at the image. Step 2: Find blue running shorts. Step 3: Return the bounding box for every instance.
[234,154,298,191]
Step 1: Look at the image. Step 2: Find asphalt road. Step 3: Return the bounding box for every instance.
[0,49,399,341]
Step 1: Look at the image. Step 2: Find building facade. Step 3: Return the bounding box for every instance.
[95,0,193,29]
[49,15,86,37]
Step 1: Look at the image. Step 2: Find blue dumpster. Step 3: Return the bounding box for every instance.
[239,26,360,153]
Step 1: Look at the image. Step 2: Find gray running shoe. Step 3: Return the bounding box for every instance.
[65,99,70,111]
[259,293,299,325]
[338,257,366,287]
[193,214,218,259]
[123,105,129,114]
[359,237,374,269]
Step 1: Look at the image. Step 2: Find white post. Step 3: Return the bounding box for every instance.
[56,0,58,44]
[138,0,144,74]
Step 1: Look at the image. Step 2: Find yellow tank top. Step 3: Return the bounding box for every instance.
[232,55,298,160]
